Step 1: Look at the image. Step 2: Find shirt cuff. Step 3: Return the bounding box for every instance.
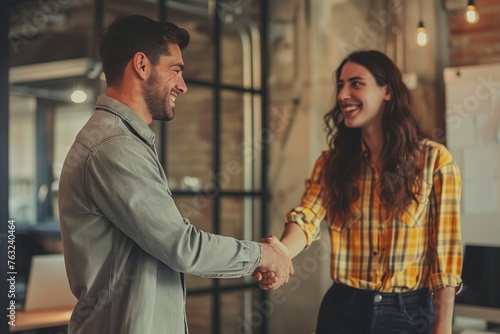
[242,240,262,276]
[286,210,317,249]
[428,273,463,294]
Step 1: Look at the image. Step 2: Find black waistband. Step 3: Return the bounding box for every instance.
[329,283,430,306]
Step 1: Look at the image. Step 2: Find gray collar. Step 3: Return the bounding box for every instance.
[94,95,156,145]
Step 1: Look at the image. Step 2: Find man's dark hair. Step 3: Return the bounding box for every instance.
[98,15,190,87]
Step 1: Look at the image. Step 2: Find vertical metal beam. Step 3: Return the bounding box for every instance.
[434,0,448,136]
[1,1,10,333]
[93,0,104,59]
[260,0,270,332]
[35,100,51,221]
[160,0,167,22]
[92,0,105,142]
[213,0,222,333]
[395,1,405,71]
[159,0,168,168]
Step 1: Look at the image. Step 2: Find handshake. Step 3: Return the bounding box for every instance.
[253,236,294,291]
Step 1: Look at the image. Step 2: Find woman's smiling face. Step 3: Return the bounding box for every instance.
[337,61,391,132]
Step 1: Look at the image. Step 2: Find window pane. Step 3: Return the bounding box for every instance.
[240,0,263,34]
[175,197,213,233]
[221,90,261,191]
[185,274,213,292]
[220,0,262,89]
[221,288,264,334]
[167,1,213,82]
[53,105,93,167]
[221,19,245,87]
[219,197,261,287]
[52,104,93,221]
[221,290,245,334]
[9,95,36,223]
[165,85,212,191]
[9,0,92,66]
[10,64,98,223]
[186,294,212,334]
[104,0,159,25]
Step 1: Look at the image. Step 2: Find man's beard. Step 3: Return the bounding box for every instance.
[143,69,174,121]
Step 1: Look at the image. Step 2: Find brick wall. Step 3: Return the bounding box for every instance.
[449,0,500,66]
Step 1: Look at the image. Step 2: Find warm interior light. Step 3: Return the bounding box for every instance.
[71,89,87,103]
[416,21,428,47]
[465,4,479,24]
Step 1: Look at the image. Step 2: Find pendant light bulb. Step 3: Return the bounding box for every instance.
[465,2,479,24]
[416,21,428,47]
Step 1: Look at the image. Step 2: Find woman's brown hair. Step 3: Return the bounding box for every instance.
[323,50,424,224]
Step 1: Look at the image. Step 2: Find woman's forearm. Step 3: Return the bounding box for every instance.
[432,287,456,334]
[279,222,308,259]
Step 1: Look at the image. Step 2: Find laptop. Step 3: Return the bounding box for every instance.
[23,254,77,311]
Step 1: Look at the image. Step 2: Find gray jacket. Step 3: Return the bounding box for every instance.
[59,96,261,334]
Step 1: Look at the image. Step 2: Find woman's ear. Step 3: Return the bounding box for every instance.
[384,86,391,101]
[131,52,151,80]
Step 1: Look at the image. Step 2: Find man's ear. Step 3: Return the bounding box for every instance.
[131,52,150,80]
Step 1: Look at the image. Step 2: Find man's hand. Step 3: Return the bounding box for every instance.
[252,236,293,290]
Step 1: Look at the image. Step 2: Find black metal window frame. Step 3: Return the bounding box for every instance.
[157,1,270,333]
[2,2,11,334]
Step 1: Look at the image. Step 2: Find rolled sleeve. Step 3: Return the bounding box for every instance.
[429,158,463,293]
[428,273,462,294]
[286,154,327,248]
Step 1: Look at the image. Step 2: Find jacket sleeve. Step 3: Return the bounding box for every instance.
[85,136,261,278]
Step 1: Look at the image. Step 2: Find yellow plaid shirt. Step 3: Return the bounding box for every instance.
[286,139,462,293]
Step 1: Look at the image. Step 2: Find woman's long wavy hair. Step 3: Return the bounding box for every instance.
[323,50,425,224]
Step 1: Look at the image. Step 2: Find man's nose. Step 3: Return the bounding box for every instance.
[176,76,187,94]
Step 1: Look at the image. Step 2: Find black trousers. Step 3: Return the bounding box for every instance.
[316,283,434,334]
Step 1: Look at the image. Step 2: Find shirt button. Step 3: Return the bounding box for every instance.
[378,226,383,231]
[374,294,383,303]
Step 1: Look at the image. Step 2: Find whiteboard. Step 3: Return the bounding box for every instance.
[444,63,500,247]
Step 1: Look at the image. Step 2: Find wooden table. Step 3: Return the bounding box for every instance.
[10,306,73,332]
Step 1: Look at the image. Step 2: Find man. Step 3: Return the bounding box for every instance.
[58,15,292,334]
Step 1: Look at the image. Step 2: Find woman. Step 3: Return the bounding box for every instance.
[263,50,462,334]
